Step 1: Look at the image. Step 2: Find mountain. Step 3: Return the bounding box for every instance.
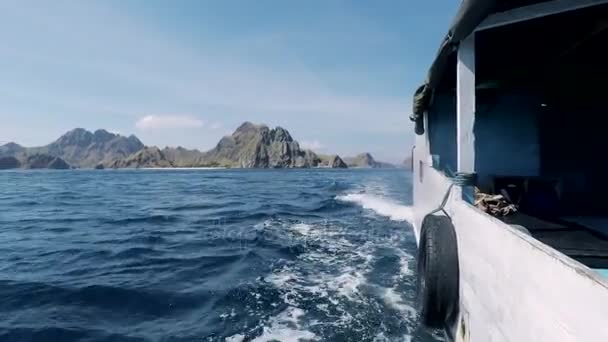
[0,142,26,158]
[0,142,71,169]
[197,122,339,168]
[1,122,354,169]
[108,122,348,168]
[162,147,205,167]
[0,156,21,169]
[23,154,70,169]
[109,146,173,168]
[344,153,395,168]
[41,128,144,167]
[316,154,348,168]
[0,128,144,168]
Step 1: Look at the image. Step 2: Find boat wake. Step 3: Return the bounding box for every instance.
[1,169,444,341]
[222,217,423,341]
[336,193,414,222]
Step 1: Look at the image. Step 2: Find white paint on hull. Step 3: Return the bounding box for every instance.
[456,34,476,175]
[413,156,608,341]
[450,197,608,341]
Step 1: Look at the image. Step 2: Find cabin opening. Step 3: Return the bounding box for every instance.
[427,64,457,174]
[471,4,608,269]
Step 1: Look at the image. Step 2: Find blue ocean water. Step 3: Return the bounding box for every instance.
[0,169,442,342]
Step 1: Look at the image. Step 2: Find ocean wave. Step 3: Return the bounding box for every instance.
[0,216,92,224]
[0,169,430,341]
[0,280,207,317]
[260,222,378,336]
[111,247,162,259]
[0,325,149,342]
[161,201,245,212]
[251,306,318,342]
[0,327,96,342]
[249,217,421,340]
[5,199,41,206]
[104,214,181,225]
[122,234,168,245]
[336,193,413,222]
[383,286,416,318]
[308,198,351,214]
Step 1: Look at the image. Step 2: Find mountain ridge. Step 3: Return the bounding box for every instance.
[1,128,146,168]
[343,153,395,168]
[0,122,390,169]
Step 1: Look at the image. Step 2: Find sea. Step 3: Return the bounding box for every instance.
[0,169,443,342]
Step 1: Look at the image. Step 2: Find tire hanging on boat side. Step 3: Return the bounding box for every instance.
[417,214,459,328]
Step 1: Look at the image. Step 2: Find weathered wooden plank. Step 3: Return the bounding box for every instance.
[477,0,608,31]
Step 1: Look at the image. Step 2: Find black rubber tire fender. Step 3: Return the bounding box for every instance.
[417,214,460,328]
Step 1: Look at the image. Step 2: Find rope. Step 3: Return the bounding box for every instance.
[428,171,477,218]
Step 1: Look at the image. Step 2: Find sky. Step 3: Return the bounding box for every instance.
[0,0,458,164]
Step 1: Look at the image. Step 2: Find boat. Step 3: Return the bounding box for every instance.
[410,1,608,340]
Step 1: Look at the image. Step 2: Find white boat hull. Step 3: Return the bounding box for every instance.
[413,135,608,341]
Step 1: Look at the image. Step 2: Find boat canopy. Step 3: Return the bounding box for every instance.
[411,0,552,123]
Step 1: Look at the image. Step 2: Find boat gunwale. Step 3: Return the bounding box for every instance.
[449,182,608,290]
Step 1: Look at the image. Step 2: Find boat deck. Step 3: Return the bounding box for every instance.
[501,213,608,270]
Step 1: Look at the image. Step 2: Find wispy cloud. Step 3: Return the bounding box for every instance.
[300,140,324,151]
[135,115,205,130]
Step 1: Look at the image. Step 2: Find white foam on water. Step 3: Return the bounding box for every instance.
[266,265,301,307]
[266,266,296,288]
[264,221,377,327]
[219,308,237,319]
[325,268,366,301]
[259,219,418,340]
[253,219,274,230]
[373,332,391,342]
[267,262,367,307]
[316,303,329,314]
[373,330,413,342]
[383,287,416,319]
[251,307,318,342]
[225,334,245,342]
[395,249,414,278]
[336,193,413,222]
[399,256,413,277]
[290,223,313,236]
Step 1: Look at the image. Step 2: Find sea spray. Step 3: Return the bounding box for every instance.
[336,193,414,222]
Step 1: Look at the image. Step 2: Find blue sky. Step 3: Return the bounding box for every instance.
[0,0,458,163]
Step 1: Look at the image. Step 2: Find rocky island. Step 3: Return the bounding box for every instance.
[0,129,143,169]
[343,153,395,168]
[0,122,392,169]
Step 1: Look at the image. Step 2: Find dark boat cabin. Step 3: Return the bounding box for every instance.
[420,2,608,271]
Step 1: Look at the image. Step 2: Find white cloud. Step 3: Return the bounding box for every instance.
[135,115,205,130]
[300,140,324,151]
[210,122,223,130]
